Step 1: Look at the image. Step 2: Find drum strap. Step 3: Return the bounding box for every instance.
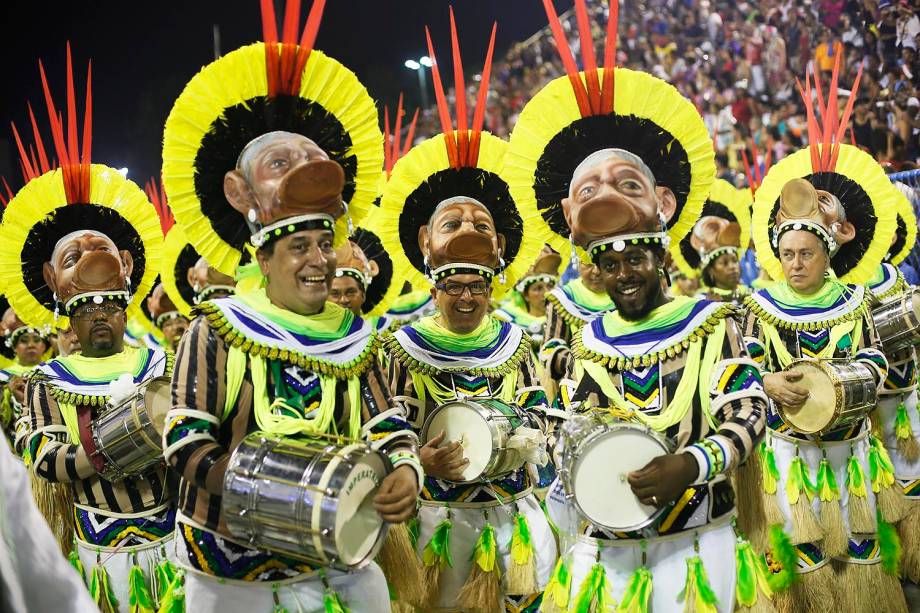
[223,346,247,421]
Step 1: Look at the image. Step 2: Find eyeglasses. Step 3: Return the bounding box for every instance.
[70,303,123,319]
[436,281,490,296]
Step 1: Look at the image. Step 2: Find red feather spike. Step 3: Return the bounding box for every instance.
[574,0,601,114]
[797,76,821,173]
[542,0,592,117]
[740,149,756,195]
[469,22,497,166]
[748,138,762,185]
[81,61,92,200]
[812,63,827,136]
[10,122,37,182]
[0,176,13,206]
[826,54,842,143]
[383,105,393,175]
[425,26,459,168]
[449,7,470,167]
[26,104,50,174]
[402,108,420,158]
[829,65,863,170]
[292,0,325,88]
[262,0,280,96]
[278,0,301,91]
[600,0,619,114]
[281,0,300,44]
[818,57,840,171]
[39,62,67,169]
[393,93,405,170]
[65,45,78,173]
[261,0,279,44]
[146,177,174,236]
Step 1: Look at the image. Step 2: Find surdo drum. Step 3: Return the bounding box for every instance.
[420,398,528,482]
[91,376,171,480]
[223,432,391,569]
[558,414,673,531]
[872,288,920,354]
[779,359,878,434]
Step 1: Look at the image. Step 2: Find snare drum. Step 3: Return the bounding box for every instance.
[91,376,171,480]
[223,432,391,570]
[420,398,526,482]
[558,415,672,531]
[780,359,878,434]
[872,288,920,354]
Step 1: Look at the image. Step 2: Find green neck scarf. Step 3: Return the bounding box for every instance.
[498,300,545,327]
[235,288,355,341]
[412,315,503,353]
[601,296,697,337]
[765,278,849,309]
[566,278,615,311]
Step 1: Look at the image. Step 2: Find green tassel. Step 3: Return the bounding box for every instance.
[784,456,815,504]
[878,516,902,576]
[154,558,177,603]
[128,563,156,613]
[323,588,350,613]
[571,562,613,613]
[816,458,840,502]
[616,566,652,612]
[735,540,773,608]
[541,558,573,611]
[157,571,185,613]
[761,444,780,495]
[847,454,868,498]
[471,523,497,572]
[510,512,534,566]
[68,547,86,586]
[869,444,896,493]
[406,515,420,550]
[421,519,453,569]
[89,563,119,613]
[895,401,914,440]
[272,606,289,613]
[680,555,718,612]
[766,526,796,592]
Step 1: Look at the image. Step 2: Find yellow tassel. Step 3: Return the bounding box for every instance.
[457,524,502,613]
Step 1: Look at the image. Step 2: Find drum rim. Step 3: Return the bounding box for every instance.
[782,359,877,434]
[565,419,671,531]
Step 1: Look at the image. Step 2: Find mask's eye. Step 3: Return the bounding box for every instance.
[579,184,595,199]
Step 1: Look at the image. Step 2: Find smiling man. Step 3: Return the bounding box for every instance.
[161,9,420,609]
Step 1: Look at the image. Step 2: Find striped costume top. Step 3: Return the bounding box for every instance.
[27,346,174,546]
[163,294,419,582]
[540,279,614,380]
[384,315,549,504]
[742,281,889,441]
[555,297,767,539]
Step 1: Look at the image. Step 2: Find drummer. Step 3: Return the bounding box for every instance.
[160,3,420,609]
[378,15,557,611]
[741,70,906,609]
[505,4,767,609]
[6,49,178,612]
[867,188,920,582]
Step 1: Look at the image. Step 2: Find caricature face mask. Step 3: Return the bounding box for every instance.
[42,230,134,313]
[418,197,506,272]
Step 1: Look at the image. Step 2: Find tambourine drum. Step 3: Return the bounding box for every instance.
[420,398,525,482]
[780,359,878,434]
[223,433,391,570]
[91,376,171,480]
[872,288,920,354]
[559,416,672,531]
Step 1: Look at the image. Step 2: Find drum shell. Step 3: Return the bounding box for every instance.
[872,289,920,354]
[420,398,526,483]
[558,415,672,531]
[91,377,170,480]
[780,360,878,435]
[222,433,390,570]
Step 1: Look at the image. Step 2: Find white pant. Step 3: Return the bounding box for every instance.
[183,562,390,613]
[566,521,737,613]
[416,493,557,609]
[75,534,173,613]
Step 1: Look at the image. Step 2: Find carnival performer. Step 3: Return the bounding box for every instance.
[506,2,768,610]
[866,186,920,583]
[670,178,752,305]
[1,47,177,612]
[145,283,189,352]
[160,2,421,610]
[742,65,906,611]
[379,13,557,611]
[494,246,563,352]
[0,307,49,451]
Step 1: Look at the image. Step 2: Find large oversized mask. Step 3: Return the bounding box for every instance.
[187,257,236,298]
[223,131,346,242]
[335,240,378,289]
[773,178,848,254]
[690,216,741,259]
[561,149,677,249]
[41,230,134,314]
[418,197,506,272]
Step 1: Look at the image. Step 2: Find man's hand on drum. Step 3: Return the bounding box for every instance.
[374,465,419,523]
[627,453,698,508]
[763,371,809,408]
[420,430,469,481]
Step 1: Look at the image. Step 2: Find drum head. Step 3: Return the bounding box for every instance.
[573,425,668,530]
[784,362,834,434]
[425,403,491,481]
[911,291,920,319]
[334,452,387,566]
[144,378,173,435]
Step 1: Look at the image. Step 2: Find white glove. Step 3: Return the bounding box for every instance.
[507,426,549,466]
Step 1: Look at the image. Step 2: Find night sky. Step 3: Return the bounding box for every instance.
[1,0,571,191]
